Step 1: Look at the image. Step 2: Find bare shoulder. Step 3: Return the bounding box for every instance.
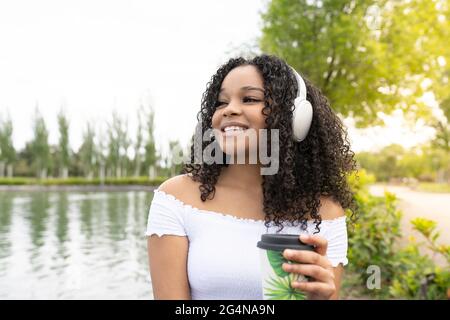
[318,196,346,220]
[157,174,200,203]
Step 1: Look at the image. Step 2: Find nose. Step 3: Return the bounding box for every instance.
[222,99,242,117]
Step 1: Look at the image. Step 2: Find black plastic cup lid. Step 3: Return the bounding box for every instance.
[256,234,315,252]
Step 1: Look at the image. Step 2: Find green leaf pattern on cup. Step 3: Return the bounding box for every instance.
[265,249,307,300]
[266,249,290,277]
[264,273,307,300]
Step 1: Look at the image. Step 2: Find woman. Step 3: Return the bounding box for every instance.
[146,54,358,300]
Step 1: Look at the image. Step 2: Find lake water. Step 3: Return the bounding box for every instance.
[0,190,154,299]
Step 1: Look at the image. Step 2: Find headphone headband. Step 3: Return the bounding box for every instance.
[290,67,307,100]
[289,65,313,142]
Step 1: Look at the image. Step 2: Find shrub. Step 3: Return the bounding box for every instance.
[344,170,450,299]
[389,218,450,299]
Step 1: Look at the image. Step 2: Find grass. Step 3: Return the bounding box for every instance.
[416,182,450,193]
[0,176,167,186]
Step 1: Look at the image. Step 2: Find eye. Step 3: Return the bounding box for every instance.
[243,97,261,103]
[215,101,227,108]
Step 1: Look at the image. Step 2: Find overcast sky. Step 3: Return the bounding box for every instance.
[0,0,438,157]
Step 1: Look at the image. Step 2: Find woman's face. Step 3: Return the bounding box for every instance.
[211,65,267,161]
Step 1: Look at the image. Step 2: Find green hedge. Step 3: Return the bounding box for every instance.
[0,176,167,186]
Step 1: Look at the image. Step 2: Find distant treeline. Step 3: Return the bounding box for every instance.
[0,105,184,180]
[356,143,450,183]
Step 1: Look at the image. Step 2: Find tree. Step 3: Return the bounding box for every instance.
[142,105,159,178]
[30,107,50,179]
[96,127,107,183]
[168,139,184,177]
[106,111,130,178]
[430,95,450,182]
[119,118,131,178]
[133,105,144,177]
[0,113,16,177]
[259,0,450,127]
[57,109,70,178]
[78,122,96,179]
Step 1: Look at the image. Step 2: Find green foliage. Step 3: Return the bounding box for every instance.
[344,169,450,299]
[411,218,437,239]
[0,102,175,181]
[30,108,50,178]
[0,114,16,167]
[78,122,97,177]
[431,120,450,153]
[410,218,450,265]
[106,111,130,177]
[388,217,450,299]
[347,169,376,193]
[57,109,71,174]
[143,105,159,169]
[259,0,450,127]
[347,187,403,298]
[0,177,30,185]
[133,106,145,177]
[356,143,450,183]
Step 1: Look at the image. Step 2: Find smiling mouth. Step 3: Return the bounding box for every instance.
[221,126,249,136]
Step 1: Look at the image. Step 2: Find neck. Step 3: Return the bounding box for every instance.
[218,164,263,192]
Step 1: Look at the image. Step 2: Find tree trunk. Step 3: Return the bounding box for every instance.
[149,165,156,179]
[7,164,13,177]
[436,169,445,183]
[60,167,68,179]
[99,164,105,185]
[0,161,4,177]
[134,156,141,177]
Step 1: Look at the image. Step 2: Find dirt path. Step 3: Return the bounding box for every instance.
[369,184,450,266]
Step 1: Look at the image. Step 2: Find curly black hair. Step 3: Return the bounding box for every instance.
[182,54,358,233]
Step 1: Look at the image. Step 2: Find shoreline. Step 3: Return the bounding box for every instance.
[0,185,158,192]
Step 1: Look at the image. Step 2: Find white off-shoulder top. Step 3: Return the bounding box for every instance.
[145,188,348,300]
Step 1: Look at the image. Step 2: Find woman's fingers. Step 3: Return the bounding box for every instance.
[282,262,334,283]
[291,280,335,299]
[299,234,328,256]
[283,248,332,269]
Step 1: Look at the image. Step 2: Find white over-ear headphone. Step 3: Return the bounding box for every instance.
[289,66,313,142]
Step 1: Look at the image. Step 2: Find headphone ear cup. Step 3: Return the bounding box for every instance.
[292,98,313,142]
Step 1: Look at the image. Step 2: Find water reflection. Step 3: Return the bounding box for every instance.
[106,192,129,242]
[56,192,69,244]
[0,193,13,273]
[28,192,51,249]
[80,196,94,240]
[0,190,154,299]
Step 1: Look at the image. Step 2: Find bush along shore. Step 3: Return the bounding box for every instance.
[0,176,166,189]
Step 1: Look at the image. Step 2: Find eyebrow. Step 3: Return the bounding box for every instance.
[219,86,265,93]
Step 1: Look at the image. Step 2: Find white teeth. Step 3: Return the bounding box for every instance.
[223,126,246,132]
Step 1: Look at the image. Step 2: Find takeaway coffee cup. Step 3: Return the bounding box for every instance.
[256,234,315,300]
